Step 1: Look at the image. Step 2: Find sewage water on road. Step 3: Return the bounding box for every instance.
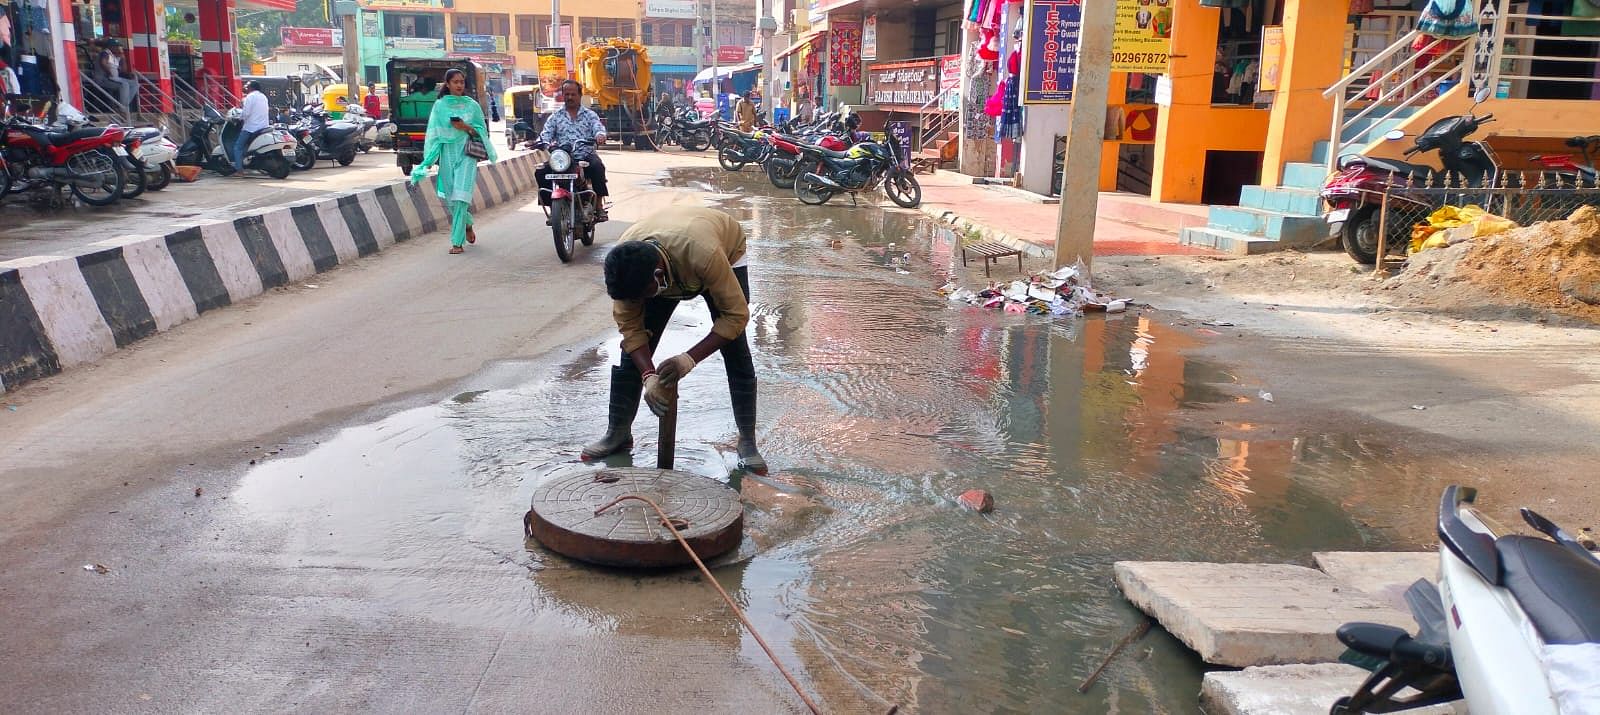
[226,168,1454,712]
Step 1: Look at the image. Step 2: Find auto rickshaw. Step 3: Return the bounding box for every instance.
[387,57,487,176]
[502,84,555,146]
[321,83,370,119]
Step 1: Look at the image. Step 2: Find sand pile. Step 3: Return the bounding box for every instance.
[1384,205,1600,322]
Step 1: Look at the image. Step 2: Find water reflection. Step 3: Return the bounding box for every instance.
[222,168,1446,713]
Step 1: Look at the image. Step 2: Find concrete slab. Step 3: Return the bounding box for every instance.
[1315,552,1438,612]
[1114,561,1415,667]
[1200,663,1462,715]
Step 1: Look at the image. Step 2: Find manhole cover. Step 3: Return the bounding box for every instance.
[525,467,743,568]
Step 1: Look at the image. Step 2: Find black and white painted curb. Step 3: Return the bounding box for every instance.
[0,152,542,393]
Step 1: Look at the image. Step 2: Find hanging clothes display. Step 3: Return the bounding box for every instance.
[1415,0,1477,40]
[829,19,862,86]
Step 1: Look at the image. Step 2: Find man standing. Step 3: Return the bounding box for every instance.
[231,80,270,175]
[735,90,758,132]
[583,206,766,474]
[534,79,610,222]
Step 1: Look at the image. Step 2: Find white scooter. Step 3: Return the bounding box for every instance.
[1332,485,1600,714]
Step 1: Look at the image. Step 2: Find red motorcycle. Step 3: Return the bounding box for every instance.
[2,115,128,207]
[1531,135,1599,183]
[765,133,849,189]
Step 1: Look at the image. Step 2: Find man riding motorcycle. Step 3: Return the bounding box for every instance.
[533,79,610,222]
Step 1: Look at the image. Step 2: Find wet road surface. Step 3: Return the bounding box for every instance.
[0,159,1519,713]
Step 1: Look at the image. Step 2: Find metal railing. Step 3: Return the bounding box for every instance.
[1371,173,1600,271]
[908,86,958,155]
[1343,10,1420,78]
[1497,9,1600,97]
[1322,29,1471,171]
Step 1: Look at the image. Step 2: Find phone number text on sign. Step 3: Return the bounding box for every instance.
[1111,52,1170,66]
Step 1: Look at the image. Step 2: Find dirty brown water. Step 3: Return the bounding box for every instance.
[220,167,1450,712]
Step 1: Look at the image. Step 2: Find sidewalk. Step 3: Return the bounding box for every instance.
[916,170,1217,259]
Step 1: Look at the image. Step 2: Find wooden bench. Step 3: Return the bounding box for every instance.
[961,241,1024,277]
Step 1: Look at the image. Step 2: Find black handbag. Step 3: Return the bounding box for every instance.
[464,134,488,161]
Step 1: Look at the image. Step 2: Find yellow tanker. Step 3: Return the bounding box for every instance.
[576,39,655,147]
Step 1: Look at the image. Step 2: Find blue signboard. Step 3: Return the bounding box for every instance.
[1023,0,1081,104]
[453,34,499,54]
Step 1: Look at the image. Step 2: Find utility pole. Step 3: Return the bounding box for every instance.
[759,0,776,123]
[549,0,559,47]
[711,0,720,100]
[336,1,360,94]
[1052,0,1114,273]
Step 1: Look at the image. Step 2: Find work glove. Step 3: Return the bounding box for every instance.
[656,353,697,388]
[643,373,677,418]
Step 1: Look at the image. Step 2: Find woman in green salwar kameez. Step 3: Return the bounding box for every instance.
[409,68,497,254]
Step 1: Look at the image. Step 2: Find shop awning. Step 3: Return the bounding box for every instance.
[692,63,761,83]
[240,0,296,10]
[774,30,823,61]
[653,64,698,75]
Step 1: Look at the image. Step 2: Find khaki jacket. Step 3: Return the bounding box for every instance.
[612,208,748,355]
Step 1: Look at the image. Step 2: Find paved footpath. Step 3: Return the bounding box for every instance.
[916,170,1218,258]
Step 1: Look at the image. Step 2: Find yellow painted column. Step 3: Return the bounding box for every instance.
[1260,0,1352,186]
[1150,1,1220,204]
[1100,72,1128,191]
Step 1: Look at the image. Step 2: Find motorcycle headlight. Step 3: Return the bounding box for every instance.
[550,149,573,172]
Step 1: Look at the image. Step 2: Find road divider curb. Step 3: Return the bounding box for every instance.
[0,152,542,394]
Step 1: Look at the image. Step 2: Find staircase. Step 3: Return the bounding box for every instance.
[1179,110,1418,254]
[908,88,959,174]
[1180,18,1473,255]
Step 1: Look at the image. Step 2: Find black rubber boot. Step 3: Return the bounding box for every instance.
[730,378,768,474]
[581,367,643,460]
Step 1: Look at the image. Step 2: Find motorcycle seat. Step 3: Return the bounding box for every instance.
[1495,535,1600,644]
[34,127,109,146]
[804,145,852,159]
[127,127,163,142]
[1358,157,1434,182]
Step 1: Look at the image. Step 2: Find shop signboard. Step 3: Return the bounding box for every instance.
[362,0,437,7]
[718,45,747,63]
[1023,0,1079,104]
[385,36,446,51]
[645,0,696,19]
[362,15,379,37]
[536,47,568,98]
[940,54,961,110]
[281,27,344,47]
[1111,0,1171,74]
[867,59,939,108]
[862,14,878,61]
[886,120,912,169]
[1259,25,1284,92]
[452,34,505,54]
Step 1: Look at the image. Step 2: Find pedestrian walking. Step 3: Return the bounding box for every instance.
[409,68,496,254]
[736,91,758,132]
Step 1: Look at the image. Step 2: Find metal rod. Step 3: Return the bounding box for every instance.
[550,0,559,47]
[658,397,677,470]
[1076,618,1153,694]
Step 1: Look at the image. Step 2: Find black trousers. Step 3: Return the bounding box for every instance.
[618,266,757,434]
[536,153,609,205]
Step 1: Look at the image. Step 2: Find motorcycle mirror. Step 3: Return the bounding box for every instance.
[1473,84,1493,105]
[1384,129,1406,142]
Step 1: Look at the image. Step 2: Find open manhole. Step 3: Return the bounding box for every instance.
[524,467,743,568]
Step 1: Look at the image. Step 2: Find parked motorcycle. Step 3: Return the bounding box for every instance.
[535,139,600,263]
[793,135,922,208]
[717,127,772,171]
[127,127,178,191]
[1322,87,1498,264]
[340,100,380,153]
[176,106,297,179]
[657,110,713,152]
[1531,135,1599,183]
[1330,484,1600,714]
[301,107,363,167]
[765,131,849,189]
[1,113,128,206]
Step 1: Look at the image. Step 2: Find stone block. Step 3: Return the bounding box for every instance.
[1200,663,1462,715]
[1314,552,1438,612]
[1113,561,1414,667]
